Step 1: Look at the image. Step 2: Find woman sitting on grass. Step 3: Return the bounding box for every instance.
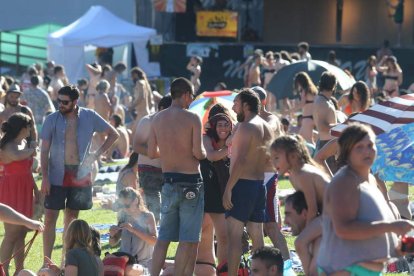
[19,219,103,276]
[109,187,157,275]
[270,134,331,275]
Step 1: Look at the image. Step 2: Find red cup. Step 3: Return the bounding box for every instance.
[401,235,414,253]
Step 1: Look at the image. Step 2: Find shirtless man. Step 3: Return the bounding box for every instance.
[251,86,289,260]
[85,63,102,109]
[186,56,202,94]
[284,191,320,273]
[49,65,67,106]
[132,95,172,224]
[40,85,118,262]
[0,84,37,143]
[313,72,338,174]
[107,114,130,161]
[94,80,112,121]
[248,53,263,87]
[130,67,154,134]
[148,78,206,276]
[93,80,113,162]
[222,89,273,275]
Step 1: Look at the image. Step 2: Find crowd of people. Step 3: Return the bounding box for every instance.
[0,40,413,276]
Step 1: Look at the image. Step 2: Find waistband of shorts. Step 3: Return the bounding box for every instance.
[163,172,202,183]
[138,164,162,173]
[64,164,79,171]
[237,178,264,186]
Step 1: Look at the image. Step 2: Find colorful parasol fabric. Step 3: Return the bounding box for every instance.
[331,94,414,137]
[189,90,237,129]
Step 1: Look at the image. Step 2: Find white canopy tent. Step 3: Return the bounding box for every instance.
[48,5,159,83]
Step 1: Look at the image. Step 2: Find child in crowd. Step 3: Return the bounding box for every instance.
[270,135,330,275]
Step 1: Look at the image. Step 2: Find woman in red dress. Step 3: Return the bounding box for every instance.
[0,112,38,274]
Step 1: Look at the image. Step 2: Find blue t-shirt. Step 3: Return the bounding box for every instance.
[41,107,110,186]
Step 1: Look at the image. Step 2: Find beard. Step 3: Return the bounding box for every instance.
[59,105,74,114]
[6,100,18,107]
[236,111,245,122]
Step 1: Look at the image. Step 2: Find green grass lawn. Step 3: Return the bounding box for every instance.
[0,178,410,275]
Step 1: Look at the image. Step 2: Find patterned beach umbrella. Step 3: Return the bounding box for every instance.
[372,122,414,184]
[189,90,237,130]
[331,94,414,137]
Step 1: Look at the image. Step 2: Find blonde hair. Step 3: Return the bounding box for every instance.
[65,219,94,254]
[96,79,110,93]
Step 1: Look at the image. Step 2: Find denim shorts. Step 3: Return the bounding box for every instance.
[158,173,204,242]
[138,167,163,223]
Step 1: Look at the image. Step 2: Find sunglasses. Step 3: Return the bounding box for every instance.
[122,203,133,209]
[57,99,72,105]
[121,198,137,209]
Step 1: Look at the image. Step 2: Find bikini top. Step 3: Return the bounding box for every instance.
[384,75,398,81]
[263,69,276,74]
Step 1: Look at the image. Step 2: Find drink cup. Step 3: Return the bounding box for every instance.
[401,230,414,253]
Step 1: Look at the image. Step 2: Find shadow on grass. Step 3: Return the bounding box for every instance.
[102,244,113,251]
[53,244,63,250]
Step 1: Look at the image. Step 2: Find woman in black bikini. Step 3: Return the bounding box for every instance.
[377,55,402,98]
[294,72,317,145]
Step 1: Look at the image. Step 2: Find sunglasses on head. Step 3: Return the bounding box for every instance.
[57,99,71,105]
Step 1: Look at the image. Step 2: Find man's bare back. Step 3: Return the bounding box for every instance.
[134,80,152,123]
[115,126,129,158]
[95,93,112,121]
[259,113,281,172]
[133,114,161,168]
[313,95,337,141]
[248,64,261,87]
[260,112,283,137]
[150,107,203,174]
[231,116,273,180]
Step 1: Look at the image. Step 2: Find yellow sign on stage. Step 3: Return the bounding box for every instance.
[196,11,238,38]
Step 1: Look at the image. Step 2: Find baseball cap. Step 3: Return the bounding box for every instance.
[6,83,22,94]
[251,86,267,101]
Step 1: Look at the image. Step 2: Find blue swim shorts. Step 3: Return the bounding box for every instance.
[225,179,266,223]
